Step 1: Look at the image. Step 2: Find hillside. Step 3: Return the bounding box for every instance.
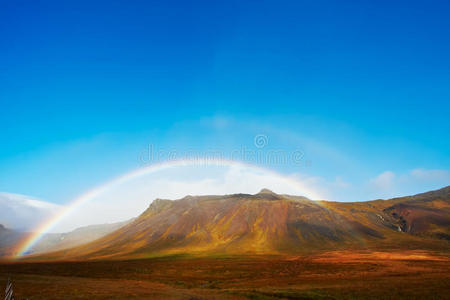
[0,220,131,257]
[42,187,450,260]
[31,219,133,254]
[0,224,21,257]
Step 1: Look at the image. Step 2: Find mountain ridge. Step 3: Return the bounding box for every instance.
[33,186,450,260]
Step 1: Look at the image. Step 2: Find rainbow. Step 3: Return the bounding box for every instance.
[13,158,321,258]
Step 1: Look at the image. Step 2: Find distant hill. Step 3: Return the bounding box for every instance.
[42,187,450,260]
[0,224,21,256]
[31,219,133,254]
[0,220,131,257]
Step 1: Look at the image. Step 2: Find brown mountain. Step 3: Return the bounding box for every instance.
[40,186,450,260]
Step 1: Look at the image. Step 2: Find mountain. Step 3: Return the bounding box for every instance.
[321,186,450,242]
[0,220,131,257]
[30,219,133,254]
[0,224,22,256]
[42,187,450,260]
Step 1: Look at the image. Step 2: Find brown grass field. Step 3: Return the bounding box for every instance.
[1,250,449,299]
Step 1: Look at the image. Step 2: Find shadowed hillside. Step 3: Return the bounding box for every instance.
[38,187,450,260]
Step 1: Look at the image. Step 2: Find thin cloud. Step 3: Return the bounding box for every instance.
[410,169,450,181]
[0,193,61,231]
[370,171,396,190]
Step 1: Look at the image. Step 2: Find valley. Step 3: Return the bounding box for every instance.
[1,250,449,299]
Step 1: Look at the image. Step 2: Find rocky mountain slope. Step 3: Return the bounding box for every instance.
[43,187,450,260]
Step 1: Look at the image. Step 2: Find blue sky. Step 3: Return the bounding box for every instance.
[1,0,449,204]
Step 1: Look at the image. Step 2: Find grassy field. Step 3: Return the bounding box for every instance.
[1,250,449,299]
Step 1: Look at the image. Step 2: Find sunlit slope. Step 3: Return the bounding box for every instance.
[43,187,450,260]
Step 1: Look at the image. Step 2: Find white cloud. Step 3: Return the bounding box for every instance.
[0,193,62,231]
[364,169,450,200]
[370,171,396,190]
[288,173,353,201]
[332,176,351,189]
[53,164,322,232]
[410,169,450,181]
[3,164,448,234]
[200,115,232,130]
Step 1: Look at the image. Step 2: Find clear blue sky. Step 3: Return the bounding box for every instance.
[1,0,449,203]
